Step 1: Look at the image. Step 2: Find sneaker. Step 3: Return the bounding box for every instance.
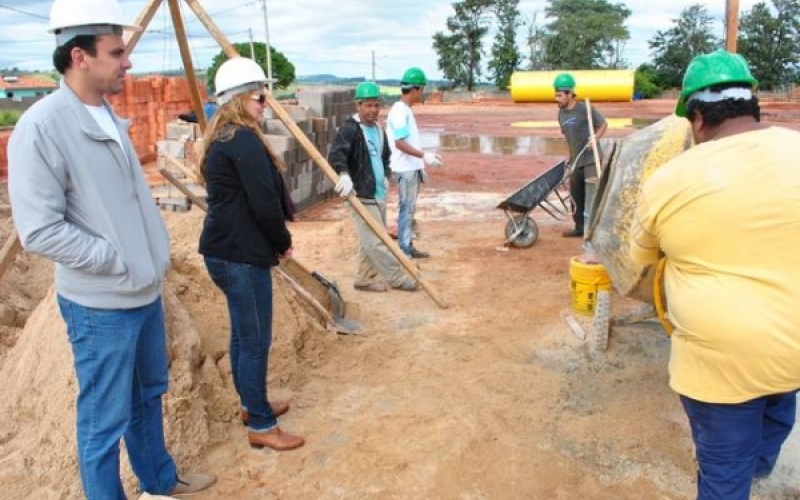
[392,282,420,292]
[409,248,430,259]
[140,494,178,500]
[169,473,217,496]
[561,228,583,238]
[353,282,389,292]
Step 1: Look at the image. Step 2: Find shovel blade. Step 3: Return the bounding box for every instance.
[327,317,363,335]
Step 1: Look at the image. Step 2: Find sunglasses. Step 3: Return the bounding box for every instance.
[251,93,266,105]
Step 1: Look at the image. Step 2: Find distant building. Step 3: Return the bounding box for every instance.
[0,75,57,100]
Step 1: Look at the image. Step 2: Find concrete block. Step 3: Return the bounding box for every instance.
[166,122,197,141]
[297,89,331,117]
[156,140,186,159]
[284,105,311,122]
[263,119,292,136]
[311,117,330,133]
[263,134,297,153]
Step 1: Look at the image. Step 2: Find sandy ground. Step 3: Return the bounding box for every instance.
[2,99,800,500]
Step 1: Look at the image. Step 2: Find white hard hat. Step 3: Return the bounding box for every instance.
[214,57,268,104]
[49,0,141,46]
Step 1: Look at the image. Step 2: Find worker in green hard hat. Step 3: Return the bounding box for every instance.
[386,67,442,259]
[554,72,607,238]
[631,49,800,500]
[328,81,419,292]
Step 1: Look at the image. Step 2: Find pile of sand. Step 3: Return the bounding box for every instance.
[0,209,339,499]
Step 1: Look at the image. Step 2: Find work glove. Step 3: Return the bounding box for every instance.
[419,169,428,183]
[423,152,442,168]
[335,173,354,198]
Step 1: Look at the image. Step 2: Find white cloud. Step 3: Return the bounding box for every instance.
[0,0,769,77]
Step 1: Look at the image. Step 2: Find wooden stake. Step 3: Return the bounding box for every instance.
[264,94,449,310]
[159,166,208,211]
[726,0,740,53]
[167,0,207,131]
[585,98,603,178]
[0,228,22,282]
[124,0,162,55]
[184,0,240,58]
[163,154,201,184]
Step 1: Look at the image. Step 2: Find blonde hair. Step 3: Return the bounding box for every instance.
[197,92,284,185]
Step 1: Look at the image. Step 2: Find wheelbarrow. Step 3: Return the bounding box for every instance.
[583,114,694,351]
[496,159,571,247]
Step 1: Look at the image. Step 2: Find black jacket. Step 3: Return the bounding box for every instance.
[199,127,292,267]
[327,116,391,199]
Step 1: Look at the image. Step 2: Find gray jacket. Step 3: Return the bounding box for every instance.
[8,82,170,309]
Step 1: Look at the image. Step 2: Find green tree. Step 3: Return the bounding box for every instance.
[488,0,522,89]
[432,0,493,90]
[648,4,720,89]
[543,0,631,69]
[206,42,295,91]
[634,63,662,99]
[738,0,800,89]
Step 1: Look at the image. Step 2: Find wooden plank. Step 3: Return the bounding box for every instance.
[163,153,201,184]
[184,0,240,59]
[159,166,207,211]
[0,228,22,283]
[726,0,740,53]
[124,0,162,55]
[167,0,207,131]
[264,94,449,310]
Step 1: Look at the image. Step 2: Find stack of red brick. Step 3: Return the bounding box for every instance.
[107,75,208,162]
[0,76,207,182]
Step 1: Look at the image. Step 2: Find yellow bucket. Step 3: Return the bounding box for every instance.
[570,257,612,315]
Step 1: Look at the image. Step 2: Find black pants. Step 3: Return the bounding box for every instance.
[569,165,590,231]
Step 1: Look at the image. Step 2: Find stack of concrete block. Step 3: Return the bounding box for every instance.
[263,87,356,211]
[147,87,357,213]
[152,120,204,212]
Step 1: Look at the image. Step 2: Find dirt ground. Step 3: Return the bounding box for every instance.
[2,99,800,500]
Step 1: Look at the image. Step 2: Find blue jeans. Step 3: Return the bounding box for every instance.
[203,257,277,432]
[394,170,421,256]
[680,392,797,500]
[57,295,177,500]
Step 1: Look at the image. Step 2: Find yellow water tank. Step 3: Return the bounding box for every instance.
[510,70,635,103]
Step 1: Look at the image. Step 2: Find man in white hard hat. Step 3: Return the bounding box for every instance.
[7,0,216,498]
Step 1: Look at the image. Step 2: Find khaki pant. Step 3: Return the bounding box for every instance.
[350,199,416,288]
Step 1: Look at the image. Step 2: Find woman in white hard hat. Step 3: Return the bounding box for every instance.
[198,57,304,451]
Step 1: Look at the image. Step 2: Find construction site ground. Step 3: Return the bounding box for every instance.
[2,98,800,500]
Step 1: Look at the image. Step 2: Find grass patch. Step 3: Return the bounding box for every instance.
[0,110,22,127]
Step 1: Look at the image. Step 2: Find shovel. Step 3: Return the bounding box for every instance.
[274,266,362,335]
[158,166,363,335]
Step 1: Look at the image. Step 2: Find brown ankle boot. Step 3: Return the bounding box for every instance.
[248,427,305,451]
[240,401,290,425]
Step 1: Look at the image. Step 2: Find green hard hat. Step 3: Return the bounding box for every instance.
[401,67,427,86]
[553,73,576,90]
[355,81,381,100]
[676,49,758,117]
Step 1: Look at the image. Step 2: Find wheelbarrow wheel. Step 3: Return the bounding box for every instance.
[592,290,611,352]
[504,215,538,248]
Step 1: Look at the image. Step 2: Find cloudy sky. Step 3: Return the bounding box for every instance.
[0,0,764,79]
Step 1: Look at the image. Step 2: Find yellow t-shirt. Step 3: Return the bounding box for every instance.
[631,126,800,403]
